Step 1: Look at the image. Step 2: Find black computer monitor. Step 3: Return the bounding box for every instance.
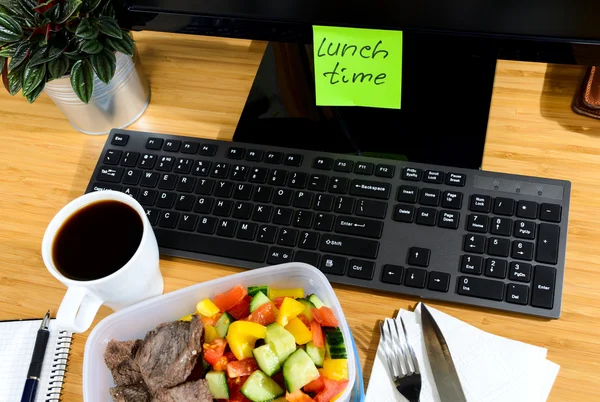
[118,0,600,169]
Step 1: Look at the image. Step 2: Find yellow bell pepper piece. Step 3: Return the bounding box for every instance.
[196,298,220,317]
[322,359,348,381]
[285,317,313,345]
[276,297,306,327]
[179,313,194,322]
[226,321,267,360]
[204,324,218,343]
[228,339,254,360]
[269,288,305,300]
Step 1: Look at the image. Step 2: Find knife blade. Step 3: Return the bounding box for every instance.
[420,304,467,402]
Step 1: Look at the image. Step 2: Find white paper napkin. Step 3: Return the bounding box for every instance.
[365,304,559,402]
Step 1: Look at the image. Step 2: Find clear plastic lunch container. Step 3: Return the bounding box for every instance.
[83,263,361,402]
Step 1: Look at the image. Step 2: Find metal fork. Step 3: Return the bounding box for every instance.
[379,317,422,402]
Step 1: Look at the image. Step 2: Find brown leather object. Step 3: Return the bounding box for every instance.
[572,66,600,119]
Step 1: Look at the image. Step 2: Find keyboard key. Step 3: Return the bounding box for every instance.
[531,266,556,309]
[299,231,320,250]
[155,228,267,263]
[514,220,536,239]
[355,199,387,219]
[402,167,422,181]
[92,182,122,192]
[354,162,374,175]
[375,164,395,178]
[174,158,193,174]
[424,170,444,184]
[428,271,450,292]
[516,200,538,219]
[139,189,157,206]
[536,224,560,264]
[214,200,234,217]
[381,265,403,285]
[144,208,159,226]
[273,188,293,205]
[490,217,512,236]
[293,191,314,209]
[329,177,349,194]
[493,197,515,216]
[157,192,176,208]
[506,283,529,305]
[176,176,196,193]
[121,151,139,167]
[509,262,532,282]
[314,213,335,231]
[103,149,122,165]
[257,225,278,243]
[253,186,273,203]
[441,191,463,209]
[192,160,211,176]
[199,144,217,156]
[175,194,195,211]
[416,207,437,226]
[397,186,419,203]
[408,247,430,267]
[487,237,510,257]
[278,228,299,246]
[230,165,249,181]
[467,214,489,233]
[270,169,288,186]
[97,166,123,183]
[461,255,483,275]
[252,205,273,222]
[393,204,415,223]
[122,186,139,199]
[163,140,181,152]
[197,216,217,234]
[293,210,314,228]
[334,196,355,214]
[181,142,199,154]
[464,234,486,253]
[313,157,333,170]
[227,147,245,159]
[294,251,320,267]
[485,258,507,279]
[158,173,178,190]
[217,219,237,237]
[445,172,466,187]
[319,234,379,259]
[334,159,354,172]
[540,203,561,223]
[140,171,159,187]
[193,197,214,214]
[145,138,163,150]
[348,259,375,280]
[178,213,198,231]
[470,194,492,213]
[273,207,293,225]
[289,172,308,189]
[249,167,269,183]
[233,202,253,220]
[246,150,264,162]
[320,255,347,275]
[308,175,328,191]
[335,216,384,239]
[123,169,141,185]
[111,133,129,146]
[211,163,230,179]
[457,276,504,301]
[284,154,303,167]
[195,178,215,195]
[419,188,440,206]
[405,268,427,288]
[159,210,179,228]
[314,194,334,211]
[438,210,460,229]
[512,240,534,261]
[350,179,391,200]
[233,183,253,200]
[214,181,233,198]
[265,152,284,164]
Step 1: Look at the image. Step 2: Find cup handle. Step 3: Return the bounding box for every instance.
[56,286,103,333]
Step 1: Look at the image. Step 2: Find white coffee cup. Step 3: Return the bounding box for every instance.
[42,190,164,333]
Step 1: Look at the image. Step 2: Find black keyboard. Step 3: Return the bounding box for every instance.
[86,129,571,319]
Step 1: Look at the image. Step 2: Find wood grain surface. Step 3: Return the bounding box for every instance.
[1,31,599,401]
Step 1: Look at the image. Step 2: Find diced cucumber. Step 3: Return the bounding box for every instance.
[305,341,326,367]
[325,327,347,359]
[250,291,271,313]
[296,298,316,321]
[214,312,233,338]
[265,323,297,362]
[202,358,210,372]
[248,285,269,297]
[252,343,281,376]
[241,370,284,402]
[308,294,325,309]
[282,348,320,393]
[206,371,229,399]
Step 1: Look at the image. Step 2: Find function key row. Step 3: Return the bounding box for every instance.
[313,157,395,178]
[226,147,304,167]
[470,194,561,222]
[145,138,218,156]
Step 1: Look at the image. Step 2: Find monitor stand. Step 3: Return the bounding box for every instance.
[233,33,497,170]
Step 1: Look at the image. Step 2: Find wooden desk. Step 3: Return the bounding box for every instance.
[1,31,599,401]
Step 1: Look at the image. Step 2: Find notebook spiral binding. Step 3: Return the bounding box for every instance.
[46,331,73,402]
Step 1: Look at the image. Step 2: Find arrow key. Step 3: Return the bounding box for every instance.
[512,240,534,261]
[405,268,427,288]
[408,247,431,267]
[381,264,403,285]
[427,271,450,292]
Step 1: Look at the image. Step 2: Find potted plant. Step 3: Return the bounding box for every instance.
[0,0,150,134]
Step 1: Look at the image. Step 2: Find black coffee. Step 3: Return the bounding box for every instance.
[52,200,143,281]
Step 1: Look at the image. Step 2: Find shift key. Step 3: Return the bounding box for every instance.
[319,234,379,259]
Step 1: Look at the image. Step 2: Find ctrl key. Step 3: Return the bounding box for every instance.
[457,276,504,301]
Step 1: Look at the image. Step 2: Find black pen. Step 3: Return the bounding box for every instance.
[21,310,51,402]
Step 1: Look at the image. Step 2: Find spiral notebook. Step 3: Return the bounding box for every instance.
[0,319,73,402]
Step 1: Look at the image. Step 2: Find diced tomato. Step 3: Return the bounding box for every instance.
[314,378,348,402]
[201,311,222,327]
[203,338,227,366]
[273,296,286,308]
[227,358,260,378]
[303,376,325,393]
[298,314,311,329]
[286,389,315,402]
[214,285,248,312]
[310,320,325,348]
[311,307,338,327]
[228,376,251,402]
[225,351,237,362]
[213,356,229,371]
[243,302,277,325]
[228,295,252,320]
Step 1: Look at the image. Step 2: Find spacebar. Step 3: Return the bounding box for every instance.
[155,229,268,263]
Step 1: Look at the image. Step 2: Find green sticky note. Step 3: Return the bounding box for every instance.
[313,25,403,109]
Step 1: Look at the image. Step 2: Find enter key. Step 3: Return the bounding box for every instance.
[335,216,384,239]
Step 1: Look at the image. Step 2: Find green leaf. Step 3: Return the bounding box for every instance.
[58,0,82,24]
[70,58,93,103]
[89,48,114,84]
[8,40,28,70]
[80,0,101,14]
[8,65,23,95]
[34,0,54,11]
[22,62,45,95]
[81,39,102,54]
[0,41,21,57]
[105,32,134,57]
[11,0,36,19]
[25,79,44,103]
[0,55,5,72]
[97,16,121,39]
[101,2,115,18]
[27,44,53,67]
[0,13,23,42]
[75,18,98,39]
[48,53,69,79]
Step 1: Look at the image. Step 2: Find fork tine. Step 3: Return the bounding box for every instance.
[384,319,405,377]
[388,319,408,376]
[392,318,414,375]
[379,320,399,380]
[399,315,420,374]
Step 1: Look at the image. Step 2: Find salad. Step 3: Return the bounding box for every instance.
[182,285,350,402]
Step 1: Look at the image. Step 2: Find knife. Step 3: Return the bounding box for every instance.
[420,304,467,402]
